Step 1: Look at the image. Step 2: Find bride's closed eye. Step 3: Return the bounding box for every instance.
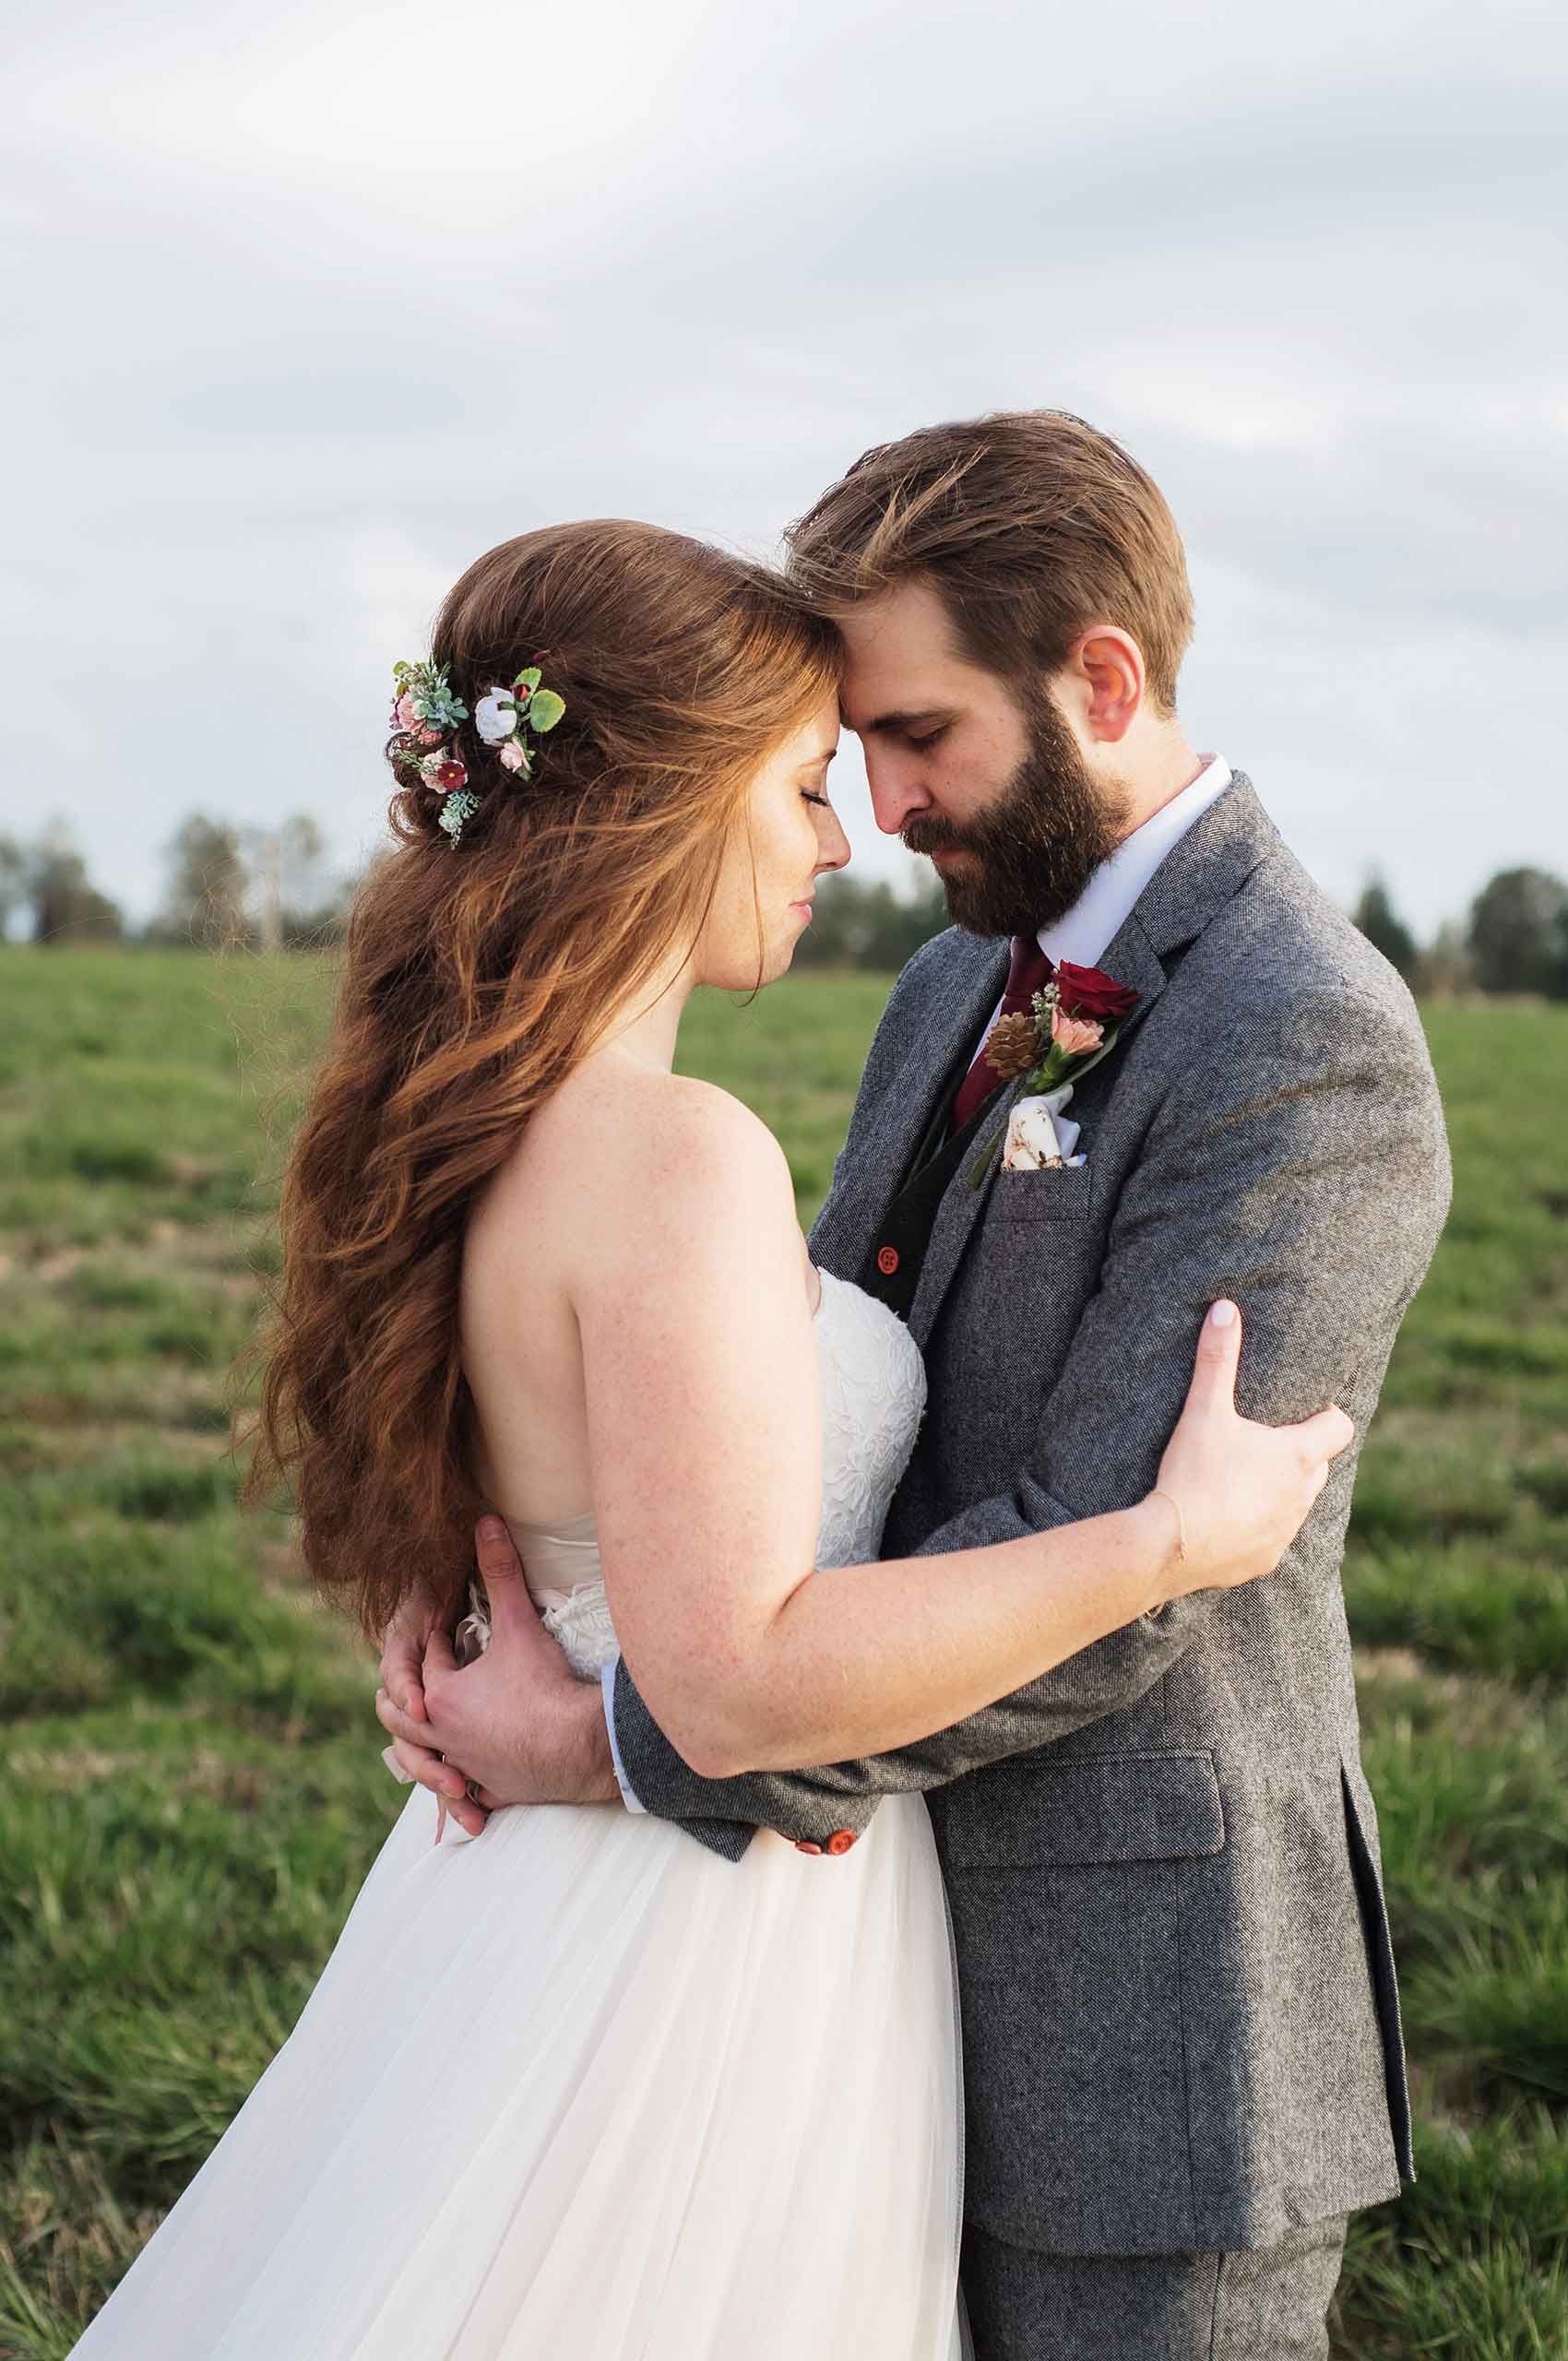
[802,790,832,809]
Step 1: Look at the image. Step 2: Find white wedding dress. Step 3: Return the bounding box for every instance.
[72,1270,966,2359]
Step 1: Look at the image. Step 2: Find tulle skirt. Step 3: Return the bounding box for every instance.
[70,1785,966,2358]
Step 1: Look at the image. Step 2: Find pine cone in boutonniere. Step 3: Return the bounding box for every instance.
[982,1011,1039,1082]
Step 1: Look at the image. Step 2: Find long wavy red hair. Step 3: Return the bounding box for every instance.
[244,521,839,1639]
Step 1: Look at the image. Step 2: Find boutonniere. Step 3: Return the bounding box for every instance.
[966,959,1141,1187]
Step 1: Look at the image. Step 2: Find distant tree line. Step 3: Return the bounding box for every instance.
[0,813,347,951]
[799,864,1568,998]
[4,815,1568,997]
[0,829,124,945]
[790,874,953,971]
[1353,867,1568,999]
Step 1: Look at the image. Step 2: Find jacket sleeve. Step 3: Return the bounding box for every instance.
[611,985,1452,1857]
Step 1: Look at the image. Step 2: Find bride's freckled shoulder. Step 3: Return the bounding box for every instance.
[572,1064,790,1212]
[477,1061,802,1313]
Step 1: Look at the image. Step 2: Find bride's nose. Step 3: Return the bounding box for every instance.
[814,810,851,876]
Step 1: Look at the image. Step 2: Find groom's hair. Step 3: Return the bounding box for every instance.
[786,410,1194,716]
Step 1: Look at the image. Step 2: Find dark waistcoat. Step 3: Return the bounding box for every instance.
[857,1056,1004,1321]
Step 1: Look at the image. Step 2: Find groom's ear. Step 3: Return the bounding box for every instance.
[1061,626,1145,746]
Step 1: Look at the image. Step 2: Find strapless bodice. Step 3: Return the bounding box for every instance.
[456,1270,927,1680]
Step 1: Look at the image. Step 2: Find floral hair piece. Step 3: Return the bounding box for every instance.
[388,658,567,847]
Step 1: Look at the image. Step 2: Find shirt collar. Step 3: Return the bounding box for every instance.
[1037,755,1233,972]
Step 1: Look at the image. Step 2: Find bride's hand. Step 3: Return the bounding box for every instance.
[1148,1300,1355,1600]
[374,1519,623,1817]
[378,1578,445,1727]
[376,1579,487,1834]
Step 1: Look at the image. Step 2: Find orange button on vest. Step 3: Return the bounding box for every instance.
[826,1831,857,1856]
[876,1245,899,1276]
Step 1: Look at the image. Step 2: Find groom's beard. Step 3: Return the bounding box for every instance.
[902,693,1130,939]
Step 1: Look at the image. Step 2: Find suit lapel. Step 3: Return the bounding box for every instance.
[813,934,1009,1280]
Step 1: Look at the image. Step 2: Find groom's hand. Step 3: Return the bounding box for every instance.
[374,1516,620,1825]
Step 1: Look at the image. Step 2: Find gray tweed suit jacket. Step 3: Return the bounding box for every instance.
[612,776,1452,2258]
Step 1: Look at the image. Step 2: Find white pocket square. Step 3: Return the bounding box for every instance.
[1002,1086,1085,1171]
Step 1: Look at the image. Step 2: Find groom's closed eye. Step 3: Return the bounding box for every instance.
[856,706,952,744]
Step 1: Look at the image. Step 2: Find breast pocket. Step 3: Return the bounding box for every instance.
[986,1164,1096,1226]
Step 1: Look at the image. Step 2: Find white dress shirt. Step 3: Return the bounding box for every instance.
[602,756,1235,1809]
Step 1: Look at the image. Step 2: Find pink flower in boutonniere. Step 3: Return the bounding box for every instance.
[1051,1009,1104,1058]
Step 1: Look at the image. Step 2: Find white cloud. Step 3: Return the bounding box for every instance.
[5,0,1564,938]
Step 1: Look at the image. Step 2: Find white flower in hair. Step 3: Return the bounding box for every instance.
[474,687,520,745]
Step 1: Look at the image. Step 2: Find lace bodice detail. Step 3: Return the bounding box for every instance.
[811,1269,929,1572]
[457,1272,927,1680]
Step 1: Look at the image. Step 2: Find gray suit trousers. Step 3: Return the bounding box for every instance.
[961,2217,1348,2360]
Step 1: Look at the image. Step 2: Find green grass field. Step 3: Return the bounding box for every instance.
[1,947,1564,2357]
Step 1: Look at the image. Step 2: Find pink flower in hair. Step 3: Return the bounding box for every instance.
[497,740,529,774]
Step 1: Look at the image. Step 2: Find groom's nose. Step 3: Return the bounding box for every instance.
[863,750,934,836]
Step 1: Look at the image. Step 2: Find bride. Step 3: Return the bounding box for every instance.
[70,521,1350,2359]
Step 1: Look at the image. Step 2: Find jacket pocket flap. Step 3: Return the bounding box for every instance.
[947,1750,1226,1869]
[988,1164,1095,1222]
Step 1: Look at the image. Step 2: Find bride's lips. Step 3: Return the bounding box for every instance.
[789,898,814,922]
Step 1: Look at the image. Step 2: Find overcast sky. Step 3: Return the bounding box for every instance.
[7,0,1565,936]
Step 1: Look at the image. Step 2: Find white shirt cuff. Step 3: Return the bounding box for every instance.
[600,1656,646,1812]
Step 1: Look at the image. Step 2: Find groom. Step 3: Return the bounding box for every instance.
[377,412,1452,2356]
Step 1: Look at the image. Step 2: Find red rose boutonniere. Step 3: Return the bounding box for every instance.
[1055,960,1139,1024]
[966,957,1141,1187]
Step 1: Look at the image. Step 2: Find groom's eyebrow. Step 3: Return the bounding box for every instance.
[853,706,948,737]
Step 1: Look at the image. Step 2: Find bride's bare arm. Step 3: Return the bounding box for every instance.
[575,1085,1348,1781]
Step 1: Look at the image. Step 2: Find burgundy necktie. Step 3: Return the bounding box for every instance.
[948,936,1055,1133]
